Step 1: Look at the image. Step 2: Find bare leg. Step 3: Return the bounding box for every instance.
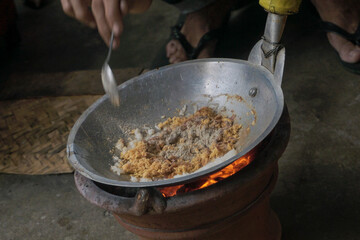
[311,0,360,63]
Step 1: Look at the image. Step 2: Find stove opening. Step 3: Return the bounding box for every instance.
[158,145,259,198]
[94,182,138,198]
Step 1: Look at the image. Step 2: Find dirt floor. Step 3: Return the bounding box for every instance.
[1,0,360,239]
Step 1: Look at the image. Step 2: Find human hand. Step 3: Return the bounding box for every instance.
[61,0,129,48]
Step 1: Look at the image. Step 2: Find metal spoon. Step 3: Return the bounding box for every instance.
[101,31,120,106]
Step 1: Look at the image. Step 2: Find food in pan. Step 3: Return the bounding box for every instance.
[111,106,244,181]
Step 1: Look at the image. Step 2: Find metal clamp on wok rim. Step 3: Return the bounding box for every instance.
[260,36,284,59]
[261,12,287,73]
[248,12,287,86]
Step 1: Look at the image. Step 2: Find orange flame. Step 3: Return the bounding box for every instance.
[158,148,257,198]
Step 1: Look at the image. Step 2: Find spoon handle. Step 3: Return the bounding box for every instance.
[105,31,114,63]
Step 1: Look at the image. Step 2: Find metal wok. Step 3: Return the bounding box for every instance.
[67,13,287,187]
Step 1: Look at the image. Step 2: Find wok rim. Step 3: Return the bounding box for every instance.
[67,58,284,187]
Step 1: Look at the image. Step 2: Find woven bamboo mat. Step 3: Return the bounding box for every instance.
[0,95,100,175]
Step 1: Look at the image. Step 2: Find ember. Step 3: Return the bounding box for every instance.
[158,148,257,197]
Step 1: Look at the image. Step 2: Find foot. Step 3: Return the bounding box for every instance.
[311,0,360,63]
[166,0,234,64]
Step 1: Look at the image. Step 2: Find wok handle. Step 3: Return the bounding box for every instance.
[249,1,301,85]
[260,13,287,83]
[248,13,289,85]
[259,0,301,15]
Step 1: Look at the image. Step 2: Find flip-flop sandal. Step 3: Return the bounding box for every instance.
[151,8,235,69]
[170,22,225,60]
[321,21,360,74]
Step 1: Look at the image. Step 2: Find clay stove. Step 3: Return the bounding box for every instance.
[74,108,290,240]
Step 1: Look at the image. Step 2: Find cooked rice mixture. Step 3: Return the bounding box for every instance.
[111,107,242,180]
